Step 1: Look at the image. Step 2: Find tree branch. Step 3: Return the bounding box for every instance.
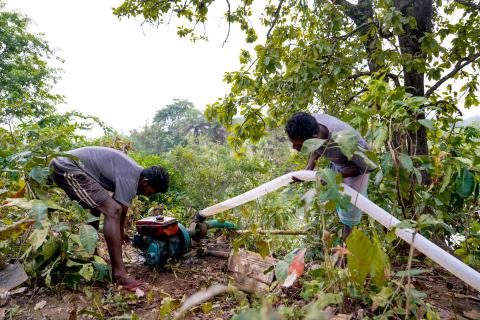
[425,52,480,97]
[335,22,372,41]
[331,0,357,12]
[266,0,285,38]
[345,88,368,106]
[222,0,231,47]
[454,0,480,10]
[348,71,401,87]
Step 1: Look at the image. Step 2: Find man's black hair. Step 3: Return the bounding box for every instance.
[141,166,169,193]
[285,112,319,140]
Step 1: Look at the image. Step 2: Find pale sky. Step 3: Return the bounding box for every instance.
[7,0,252,135]
[6,0,478,136]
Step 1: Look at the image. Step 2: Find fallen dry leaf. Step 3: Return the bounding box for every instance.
[135,288,145,298]
[463,310,480,320]
[282,248,307,288]
[10,287,26,295]
[34,300,47,310]
[174,284,234,319]
[329,314,352,320]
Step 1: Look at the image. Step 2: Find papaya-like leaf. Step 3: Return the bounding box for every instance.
[79,224,98,255]
[346,229,373,286]
[332,130,358,160]
[29,167,50,184]
[300,138,326,156]
[455,168,474,198]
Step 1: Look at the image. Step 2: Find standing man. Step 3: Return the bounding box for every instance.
[49,146,169,291]
[285,112,374,238]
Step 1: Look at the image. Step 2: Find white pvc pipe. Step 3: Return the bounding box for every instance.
[199,170,480,291]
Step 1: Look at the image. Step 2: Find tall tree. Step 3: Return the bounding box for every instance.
[130,99,226,154]
[0,1,62,125]
[114,0,479,159]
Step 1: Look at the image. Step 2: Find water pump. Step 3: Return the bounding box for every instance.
[132,214,236,267]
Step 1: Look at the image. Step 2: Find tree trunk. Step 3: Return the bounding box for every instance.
[394,0,433,161]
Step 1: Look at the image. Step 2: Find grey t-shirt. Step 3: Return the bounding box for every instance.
[52,147,143,206]
[314,114,374,175]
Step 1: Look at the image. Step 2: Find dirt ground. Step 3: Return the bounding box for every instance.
[2,237,480,320]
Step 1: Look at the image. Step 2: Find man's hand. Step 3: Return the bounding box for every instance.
[338,166,360,178]
[305,150,321,171]
[291,176,304,183]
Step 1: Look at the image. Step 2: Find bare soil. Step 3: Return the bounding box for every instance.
[2,238,480,320]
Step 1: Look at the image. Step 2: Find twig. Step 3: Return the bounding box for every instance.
[345,88,368,106]
[454,0,480,10]
[405,231,417,320]
[222,0,231,47]
[387,130,407,218]
[348,71,401,87]
[236,229,307,235]
[266,0,285,38]
[336,22,372,41]
[425,53,480,97]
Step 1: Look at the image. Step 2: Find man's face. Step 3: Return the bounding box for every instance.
[290,137,305,152]
[139,178,158,196]
[142,185,158,197]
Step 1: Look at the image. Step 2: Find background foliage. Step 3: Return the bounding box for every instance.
[0,0,479,318]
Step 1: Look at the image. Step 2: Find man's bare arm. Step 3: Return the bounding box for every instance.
[338,166,360,178]
[305,150,322,170]
[120,205,129,243]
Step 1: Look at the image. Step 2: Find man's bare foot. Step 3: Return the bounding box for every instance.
[114,274,150,292]
[122,233,131,244]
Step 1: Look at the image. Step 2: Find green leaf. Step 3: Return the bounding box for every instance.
[370,234,390,287]
[0,218,34,241]
[28,167,50,184]
[354,151,377,171]
[304,293,343,320]
[373,126,388,150]
[28,224,49,252]
[256,240,270,259]
[455,168,475,198]
[395,269,431,277]
[439,165,452,193]
[398,153,414,172]
[42,257,60,287]
[395,219,416,230]
[39,237,61,263]
[78,263,94,281]
[418,119,434,130]
[332,130,358,160]
[66,259,84,267]
[275,249,300,284]
[30,201,48,228]
[300,138,326,155]
[346,229,373,286]
[79,224,98,255]
[370,287,393,311]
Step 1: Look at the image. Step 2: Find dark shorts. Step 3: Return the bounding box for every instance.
[49,160,110,209]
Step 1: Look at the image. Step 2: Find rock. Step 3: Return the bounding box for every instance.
[227,249,277,285]
[437,307,455,320]
[0,263,28,294]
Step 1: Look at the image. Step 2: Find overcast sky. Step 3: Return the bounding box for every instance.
[6,0,478,136]
[8,0,251,135]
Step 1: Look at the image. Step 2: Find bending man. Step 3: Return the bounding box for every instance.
[49,146,169,291]
[286,112,374,238]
